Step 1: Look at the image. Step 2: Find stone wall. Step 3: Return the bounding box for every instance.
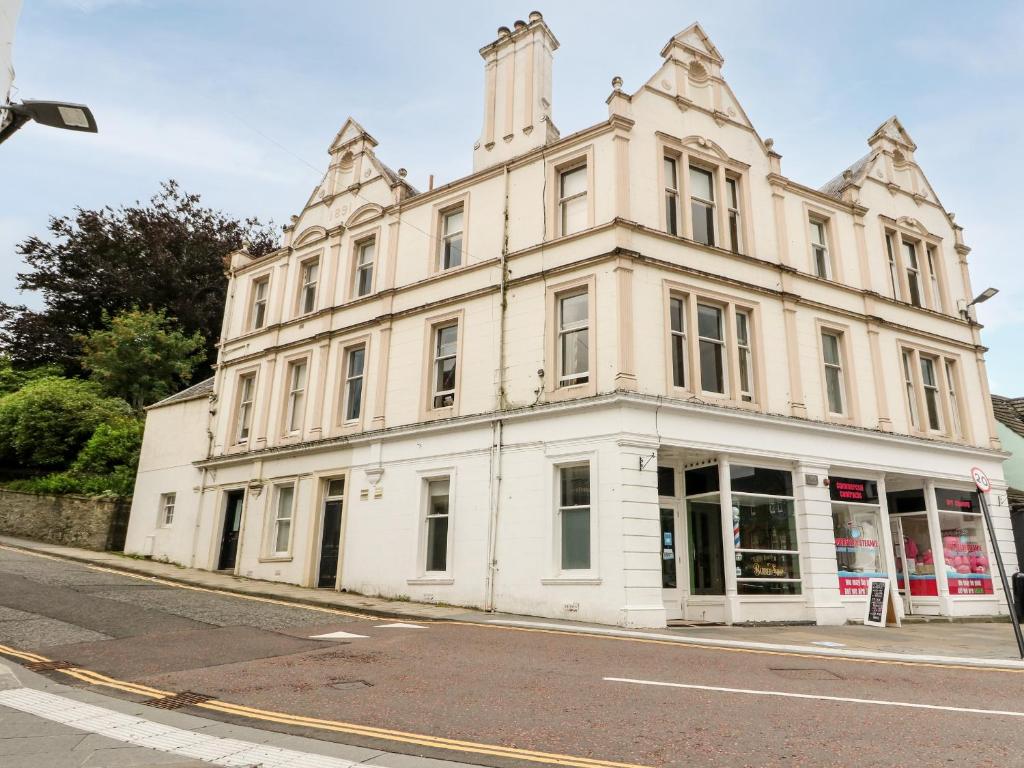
[0,489,130,551]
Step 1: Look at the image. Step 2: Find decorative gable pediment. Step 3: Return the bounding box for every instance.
[329,117,378,155]
[293,225,327,247]
[660,22,723,65]
[346,202,384,227]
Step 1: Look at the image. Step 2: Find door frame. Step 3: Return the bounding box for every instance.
[659,500,685,620]
[213,486,248,574]
[305,471,349,589]
[889,514,916,615]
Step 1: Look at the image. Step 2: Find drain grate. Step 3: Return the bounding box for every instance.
[144,691,214,710]
[24,660,76,672]
[769,667,843,680]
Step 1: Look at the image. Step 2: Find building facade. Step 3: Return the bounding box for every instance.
[126,17,1016,628]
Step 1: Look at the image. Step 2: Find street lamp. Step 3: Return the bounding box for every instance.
[0,99,98,144]
[960,287,999,321]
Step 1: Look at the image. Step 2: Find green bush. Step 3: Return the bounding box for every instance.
[0,377,132,469]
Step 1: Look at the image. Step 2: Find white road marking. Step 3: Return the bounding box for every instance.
[309,631,368,640]
[604,677,1024,718]
[811,641,846,648]
[374,622,425,629]
[488,619,1024,670]
[0,687,378,767]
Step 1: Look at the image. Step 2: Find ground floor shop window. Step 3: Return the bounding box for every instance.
[830,477,885,596]
[731,465,800,596]
[893,512,935,596]
[936,488,993,595]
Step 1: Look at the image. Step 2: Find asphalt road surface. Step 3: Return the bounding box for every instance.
[1,546,1022,768]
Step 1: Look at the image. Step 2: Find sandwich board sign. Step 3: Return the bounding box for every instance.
[863,578,893,628]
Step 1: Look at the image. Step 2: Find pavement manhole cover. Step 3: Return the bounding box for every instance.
[329,680,373,691]
[769,667,843,680]
[144,691,214,709]
[24,660,76,672]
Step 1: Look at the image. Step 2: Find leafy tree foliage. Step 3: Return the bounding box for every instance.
[1,180,276,374]
[0,355,62,396]
[0,377,131,469]
[79,309,205,410]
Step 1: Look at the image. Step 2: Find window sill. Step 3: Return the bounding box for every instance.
[541,577,602,586]
[258,555,293,564]
[407,577,454,586]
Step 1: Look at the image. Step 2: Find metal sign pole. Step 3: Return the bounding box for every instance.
[977,490,1024,659]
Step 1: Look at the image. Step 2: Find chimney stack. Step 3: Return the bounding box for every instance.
[473,11,559,172]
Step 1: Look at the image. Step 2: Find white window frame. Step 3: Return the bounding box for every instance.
[903,240,923,308]
[664,155,680,237]
[298,258,319,315]
[669,294,687,389]
[557,289,590,388]
[431,323,459,409]
[885,233,900,300]
[440,206,464,270]
[688,164,717,247]
[422,476,453,575]
[926,245,942,311]
[902,349,919,429]
[342,345,365,424]
[558,163,588,237]
[821,330,846,416]
[696,302,727,396]
[250,276,269,330]
[270,483,295,557]
[735,310,754,403]
[944,359,963,438]
[726,176,741,253]
[285,359,308,434]
[919,355,943,432]
[809,217,831,279]
[160,492,176,527]
[235,373,256,443]
[353,238,375,298]
[555,461,594,574]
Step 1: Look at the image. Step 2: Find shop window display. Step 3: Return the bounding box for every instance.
[830,477,885,596]
[731,465,800,596]
[936,488,993,595]
[893,513,936,597]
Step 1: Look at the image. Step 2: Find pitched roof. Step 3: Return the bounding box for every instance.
[819,152,873,199]
[148,376,214,410]
[992,394,1024,439]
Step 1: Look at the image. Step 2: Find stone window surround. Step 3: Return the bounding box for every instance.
[159,492,175,528]
[803,202,842,283]
[655,133,752,254]
[661,279,764,410]
[543,450,600,584]
[228,364,261,451]
[814,318,860,427]
[346,226,382,303]
[245,269,273,332]
[260,479,298,562]
[330,333,372,437]
[545,145,595,240]
[411,466,457,583]
[293,254,322,318]
[419,309,465,422]
[897,341,970,443]
[545,274,598,402]
[879,219,949,314]
[428,192,472,275]
[278,350,312,442]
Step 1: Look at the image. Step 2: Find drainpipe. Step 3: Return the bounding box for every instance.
[484,162,512,612]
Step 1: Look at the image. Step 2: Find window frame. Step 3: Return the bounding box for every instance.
[557,163,589,238]
[352,236,376,299]
[422,475,453,576]
[282,357,309,436]
[663,153,681,237]
[688,162,717,247]
[421,310,464,419]
[668,293,687,391]
[725,175,742,254]
[296,257,320,316]
[919,354,944,433]
[696,301,727,397]
[248,274,271,331]
[818,326,853,421]
[234,371,257,444]
[557,289,590,388]
[440,205,465,271]
[903,239,923,308]
[553,460,596,576]
[898,344,965,439]
[160,492,176,528]
[545,276,597,401]
[735,309,754,403]
[341,344,366,425]
[546,147,594,240]
[267,482,296,558]
[808,216,832,280]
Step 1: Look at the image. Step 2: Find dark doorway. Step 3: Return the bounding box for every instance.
[660,507,677,589]
[688,501,725,595]
[218,490,245,571]
[317,479,345,588]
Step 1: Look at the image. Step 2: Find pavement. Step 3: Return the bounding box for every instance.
[1,534,1021,665]
[3,541,1024,767]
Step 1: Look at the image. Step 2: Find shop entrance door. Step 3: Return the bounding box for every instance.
[890,516,913,615]
[688,501,725,595]
[317,479,345,589]
[660,506,682,619]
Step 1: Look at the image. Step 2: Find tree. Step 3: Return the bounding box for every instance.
[79,309,205,410]
[0,377,131,469]
[1,180,276,374]
[0,355,62,396]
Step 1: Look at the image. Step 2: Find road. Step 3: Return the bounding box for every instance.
[1,545,1022,768]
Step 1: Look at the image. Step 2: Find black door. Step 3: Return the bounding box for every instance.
[660,507,677,589]
[218,490,245,571]
[318,499,343,588]
[688,501,725,595]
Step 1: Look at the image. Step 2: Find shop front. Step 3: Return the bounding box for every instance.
[830,476,890,610]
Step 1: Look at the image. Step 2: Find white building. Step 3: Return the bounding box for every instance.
[126,16,1015,628]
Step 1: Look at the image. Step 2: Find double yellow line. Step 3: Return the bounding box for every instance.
[0,642,647,768]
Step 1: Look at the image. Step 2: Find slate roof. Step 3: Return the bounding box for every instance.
[993,394,1024,439]
[148,376,214,410]
[819,152,873,199]
[380,162,420,196]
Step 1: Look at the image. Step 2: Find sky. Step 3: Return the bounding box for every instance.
[2,0,1022,393]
